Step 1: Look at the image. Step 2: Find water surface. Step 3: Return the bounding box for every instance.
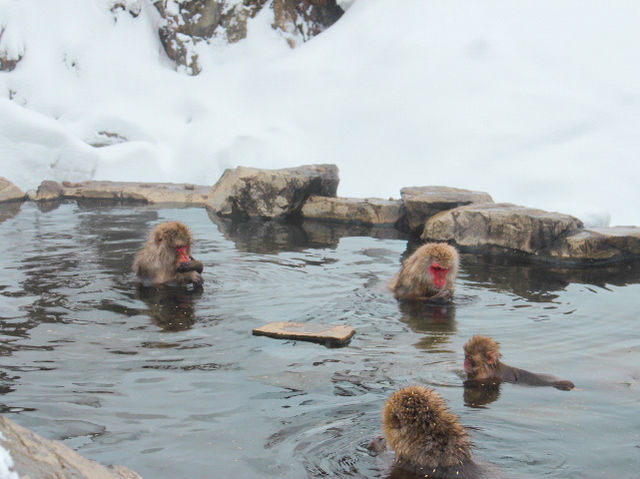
[0,201,638,478]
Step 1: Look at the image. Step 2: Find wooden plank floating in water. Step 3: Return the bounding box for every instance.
[252,322,355,347]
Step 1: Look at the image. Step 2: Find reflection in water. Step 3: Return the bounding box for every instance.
[397,301,456,352]
[463,381,502,407]
[0,202,22,224]
[136,286,202,331]
[209,211,407,254]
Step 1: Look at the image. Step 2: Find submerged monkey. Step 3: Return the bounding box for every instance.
[133,221,204,287]
[463,335,575,391]
[389,243,459,302]
[382,385,493,479]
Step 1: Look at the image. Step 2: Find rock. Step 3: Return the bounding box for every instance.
[543,226,640,263]
[422,203,583,255]
[252,321,355,347]
[272,0,344,47]
[206,164,339,220]
[41,180,211,205]
[400,186,493,234]
[0,177,25,203]
[301,195,403,225]
[35,180,64,201]
[152,1,343,73]
[0,415,143,479]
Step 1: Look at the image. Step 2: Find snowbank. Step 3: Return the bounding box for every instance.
[0,0,639,226]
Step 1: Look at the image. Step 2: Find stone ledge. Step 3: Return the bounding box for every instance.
[401,186,493,233]
[301,195,403,225]
[252,321,355,347]
[422,203,584,255]
[0,415,143,479]
[542,226,640,263]
[32,180,211,205]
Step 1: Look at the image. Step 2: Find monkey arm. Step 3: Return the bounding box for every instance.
[499,364,574,390]
[177,259,204,274]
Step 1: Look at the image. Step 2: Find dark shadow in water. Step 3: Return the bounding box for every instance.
[136,286,203,332]
[397,301,457,352]
[461,253,640,301]
[208,212,408,253]
[463,381,502,407]
[0,202,23,223]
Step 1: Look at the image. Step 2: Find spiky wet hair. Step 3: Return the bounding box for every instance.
[383,385,472,470]
[151,221,193,246]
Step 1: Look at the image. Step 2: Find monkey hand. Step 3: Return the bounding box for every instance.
[552,380,575,391]
[177,260,204,274]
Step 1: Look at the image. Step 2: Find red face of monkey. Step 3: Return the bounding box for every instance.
[429,262,450,289]
[175,244,191,265]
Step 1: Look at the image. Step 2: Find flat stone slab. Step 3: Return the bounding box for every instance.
[543,226,640,263]
[0,177,25,203]
[253,322,355,347]
[422,203,583,255]
[33,180,211,205]
[205,164,339,219]
[400,186,493,233]
[301,195,403,225]
[0,415,143,479]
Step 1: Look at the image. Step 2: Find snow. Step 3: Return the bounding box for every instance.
[0,0,639,226]
[0,433,19,479]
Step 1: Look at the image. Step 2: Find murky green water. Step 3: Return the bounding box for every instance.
[0,201,638,478]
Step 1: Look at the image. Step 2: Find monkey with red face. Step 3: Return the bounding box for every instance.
[389,243,459,302]
[133,221,203,287]
[464,335,574,391]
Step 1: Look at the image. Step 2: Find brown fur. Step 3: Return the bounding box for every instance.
[464,335,575,390]
[389,243,459,302]
[383,385,473,472]
[133,221,203,287]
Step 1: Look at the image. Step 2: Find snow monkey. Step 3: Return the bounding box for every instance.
[382,385,488,479]
[133,221,204,287]
[389,242,459,302]
[463,335,575,391]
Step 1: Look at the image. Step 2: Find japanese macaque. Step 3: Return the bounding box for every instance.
[133,221,204,287]
[382,385,484,479]
[463,335,575,391]
[389,243,459,302]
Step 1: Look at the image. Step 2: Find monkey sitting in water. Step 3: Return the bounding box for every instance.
[389,243,459,303]
[133,221,204,287]
[464,335,575,391]
[382,385,495,479]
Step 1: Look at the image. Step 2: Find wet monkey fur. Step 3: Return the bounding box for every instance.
[389,243,459,302]
[133,221,204,287]
[464,335,575,391]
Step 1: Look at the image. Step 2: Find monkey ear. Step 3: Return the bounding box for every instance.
[485,351,498,365]
[154,232,163,244]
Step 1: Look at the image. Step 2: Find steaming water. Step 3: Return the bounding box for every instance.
[0,202,638,479]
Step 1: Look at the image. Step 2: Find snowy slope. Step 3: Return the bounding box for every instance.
[0,0,639,226]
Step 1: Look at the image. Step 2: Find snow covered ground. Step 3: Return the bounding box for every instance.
[0,0,639,226]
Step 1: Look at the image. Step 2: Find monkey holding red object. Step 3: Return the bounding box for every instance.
[133,221,204,287]
[382,385,498,479]
[389,243,459,302]
[464,335,575,391]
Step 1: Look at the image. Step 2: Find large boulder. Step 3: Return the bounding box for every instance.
[0,415,143,479]
[206,164,339,220]
[400,186,493,234]
[0,177,25,203]
[422,203,583,255]
[543,226,640,263]
[301,195,403,225]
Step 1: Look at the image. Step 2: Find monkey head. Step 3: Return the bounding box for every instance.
[422,243,459,289]
[463,335,501,379]
[152,221,194,267]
